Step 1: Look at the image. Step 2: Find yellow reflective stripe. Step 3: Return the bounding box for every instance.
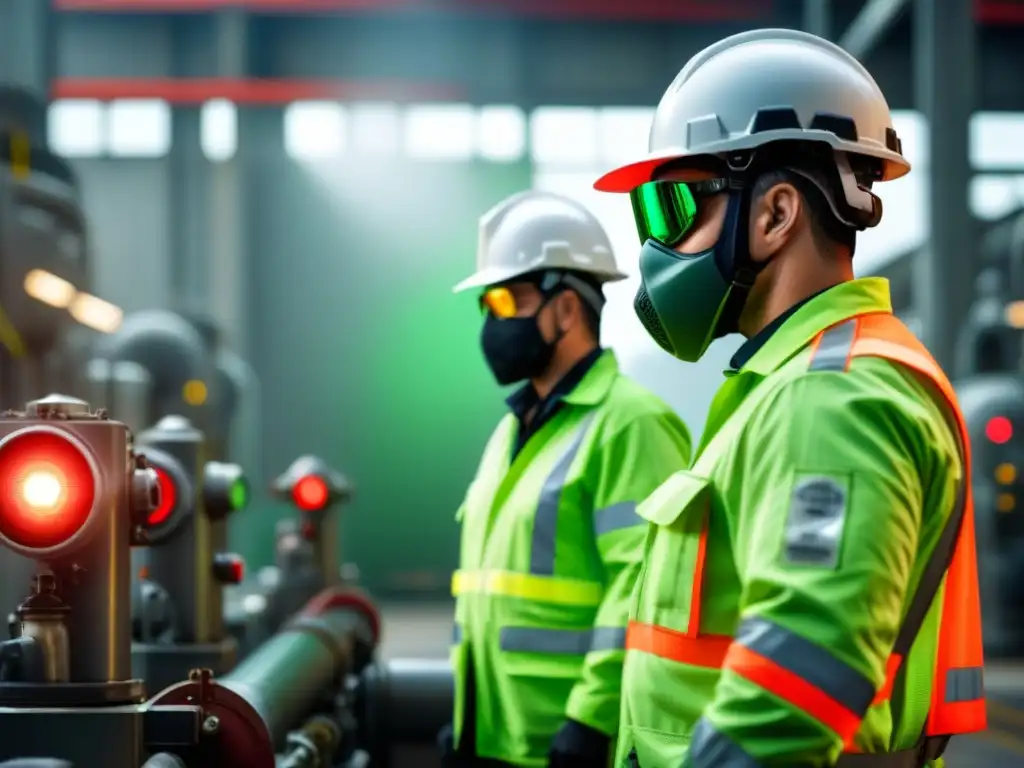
[451,569,603,607]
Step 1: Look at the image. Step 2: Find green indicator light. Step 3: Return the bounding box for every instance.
[229,478,250,511]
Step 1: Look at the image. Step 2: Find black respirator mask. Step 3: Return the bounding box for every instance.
[479,272,605,386]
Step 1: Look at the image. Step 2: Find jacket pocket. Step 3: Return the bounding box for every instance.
[631,470,711,635]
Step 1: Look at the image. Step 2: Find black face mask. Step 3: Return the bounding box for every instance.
[480,300,559,386]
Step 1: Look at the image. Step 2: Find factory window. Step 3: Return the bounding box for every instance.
[970,175,1024,221]
[477,105,526,162]
[283,101,348,160]
[201,99,237,162]
[106,99,172,158]
[351,102,401,156]
[47,100,105,158]
[971,112,1024,170]
[404,103,476,161]
[598,107,656,166]
[530,107,599,166]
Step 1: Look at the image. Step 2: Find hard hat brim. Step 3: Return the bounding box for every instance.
[595,135,912,194]
[452,266,529,294]
[453,265,629,294]
[593,149,699,193]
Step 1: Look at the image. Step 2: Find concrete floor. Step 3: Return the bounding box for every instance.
[378,604,1024,767]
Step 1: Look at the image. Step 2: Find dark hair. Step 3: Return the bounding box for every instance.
[522,270,603,340]
[569,272,604,340]
[752,168,857,257]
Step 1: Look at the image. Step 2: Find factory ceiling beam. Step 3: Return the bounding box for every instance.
[54,0,769,22]
[913,0,976,371]
[837,0,911,61]
[51,78,464,104]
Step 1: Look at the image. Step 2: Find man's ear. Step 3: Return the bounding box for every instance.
[559,290,582,333]
[748,182,802,264]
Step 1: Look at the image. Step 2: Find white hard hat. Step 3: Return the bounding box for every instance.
[452,190,627,294]
[595,28,909,193]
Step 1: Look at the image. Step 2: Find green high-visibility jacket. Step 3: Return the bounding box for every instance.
[452,349,692,767]
[617,278,966,767]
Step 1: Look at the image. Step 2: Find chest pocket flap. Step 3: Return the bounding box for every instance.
[632,470,712,633]
[637,470,711,528]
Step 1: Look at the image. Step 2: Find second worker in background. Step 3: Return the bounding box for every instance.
[439,191,693,768]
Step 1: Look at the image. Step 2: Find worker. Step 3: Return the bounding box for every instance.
[440,190,693,768]
[592,28,986,768]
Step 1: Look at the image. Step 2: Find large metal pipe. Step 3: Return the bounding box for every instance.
[357,658,454,757]
[220,594,373,746]
[147,587,380,768]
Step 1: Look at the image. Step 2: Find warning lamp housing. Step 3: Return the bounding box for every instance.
[271,455,352,513]
[212,552,245,585]
[135,445,193,544]
[0,394,159,559]
[203,461,249,520]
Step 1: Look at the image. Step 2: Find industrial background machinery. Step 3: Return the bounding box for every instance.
[227,455,354,656]
[956,269,1024,658]
[131,414,249,692]
[0,394,387,768]
[0,83,120,661]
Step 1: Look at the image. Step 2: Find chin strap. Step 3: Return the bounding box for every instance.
[711,189,759,339]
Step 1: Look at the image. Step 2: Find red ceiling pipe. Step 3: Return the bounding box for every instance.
[51,77,464,104]
[55,0,1024,24]
[53,0,768,22]
[976,1,1024,24]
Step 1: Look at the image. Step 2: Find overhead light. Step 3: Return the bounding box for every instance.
[1006,300,1024,329]
[69,293,123,334]
[24,269,76,308]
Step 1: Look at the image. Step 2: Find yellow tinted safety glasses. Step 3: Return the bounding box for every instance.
[479,286,518,319]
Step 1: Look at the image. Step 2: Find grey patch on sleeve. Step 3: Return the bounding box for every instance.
[782,476,848,569]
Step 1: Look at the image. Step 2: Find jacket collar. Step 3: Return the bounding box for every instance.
[742,277,893,376]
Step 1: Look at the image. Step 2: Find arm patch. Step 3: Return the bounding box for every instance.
[782,474,851,569]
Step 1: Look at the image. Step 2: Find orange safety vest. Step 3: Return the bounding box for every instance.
[625,312,986,764]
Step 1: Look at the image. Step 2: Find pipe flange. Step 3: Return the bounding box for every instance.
[146,676,274,768]
[301,587,381,646]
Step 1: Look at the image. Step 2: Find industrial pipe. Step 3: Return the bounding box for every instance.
[146,587,380,768]
[356,658,454,757]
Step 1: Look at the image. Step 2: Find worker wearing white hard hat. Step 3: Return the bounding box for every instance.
[439,190,693,768]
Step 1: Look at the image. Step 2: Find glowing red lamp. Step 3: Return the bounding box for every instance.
[292,475,329,512]
[0,430,96,551]
[148,465,178,526]
[986,416,1014,445]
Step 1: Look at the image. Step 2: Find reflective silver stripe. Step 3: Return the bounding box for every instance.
[735,617,875,716]
[500,626,626,655]
[530,413,598,575]
[593,501,644,536]
[689,717,760,768]
[946,666,984,702]
[590,626,627,651]
[452,624,463,644]
[809,318,856,372]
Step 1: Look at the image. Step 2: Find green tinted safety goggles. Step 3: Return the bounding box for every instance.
[628,178,728,247]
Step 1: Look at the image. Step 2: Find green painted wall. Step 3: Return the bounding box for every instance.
[242,156,532,597]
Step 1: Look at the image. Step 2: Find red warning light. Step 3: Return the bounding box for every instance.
[987,416,1014,445]
[212,553,245,585]
[0,430,96,550]
[292,475,329,511]
[148,466,177,526]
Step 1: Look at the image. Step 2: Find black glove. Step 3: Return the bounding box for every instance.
[437,723,464,768]
[548,719,611,768]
